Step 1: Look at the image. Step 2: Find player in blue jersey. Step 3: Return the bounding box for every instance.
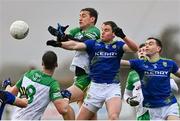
[123,43,179,120]
[0,84,28,120]
[122,37,180,120]
[47,21,138,120]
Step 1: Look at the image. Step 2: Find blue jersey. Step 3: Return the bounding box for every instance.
[0,91,15,119]
[84,39,125,84]
[129,58,179,108]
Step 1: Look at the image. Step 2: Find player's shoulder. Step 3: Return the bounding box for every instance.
[129,70,138,75]
[70,27,81,32]
[160,57,176,64]
[112,40,125,45]
[86,26,100,34]
[69,27,81,36]
[128,70,139,77]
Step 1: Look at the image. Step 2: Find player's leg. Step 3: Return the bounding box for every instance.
[105,97,122,120]
[76,105,96,120]
[166,103,180,120]
[77,90,97,120]
[67,85,84,102]
[67,74,90,102]
[77,82,104,120]
[105,83,122,120]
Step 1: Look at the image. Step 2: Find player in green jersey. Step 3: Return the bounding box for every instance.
[47,8,100,119]
[5,51,74,120]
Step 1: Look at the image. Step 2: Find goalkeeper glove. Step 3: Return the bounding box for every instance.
[2,78,11,89]
[19,87,28,99]
[46,40,62,47]
[57,23,69,33]
[48,23,69,39]
[60,89,71,100]
[114,27,126,39]
[127,96,140,106]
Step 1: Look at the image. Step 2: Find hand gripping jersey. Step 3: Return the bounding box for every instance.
[84,39,125,84]
[130,58,179,108]
[69,26,100,73]
[12,70,62,120]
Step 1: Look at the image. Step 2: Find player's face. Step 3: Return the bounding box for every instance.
[145,39,161,56]
[137,46,146,59]
[101,24,115,42]
[79,11,95,30]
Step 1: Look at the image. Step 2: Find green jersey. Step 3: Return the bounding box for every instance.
[12,69,62,120]
[69,26,100,73]
[125,70,149,120]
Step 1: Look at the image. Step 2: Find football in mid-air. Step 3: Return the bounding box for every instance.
[10,20,29,39]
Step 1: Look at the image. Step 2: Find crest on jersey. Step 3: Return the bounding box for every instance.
[112,45,116,49]
[163,62,167,67]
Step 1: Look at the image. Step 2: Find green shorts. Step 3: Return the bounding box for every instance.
[74,74,91,91]
[137,111,150,121]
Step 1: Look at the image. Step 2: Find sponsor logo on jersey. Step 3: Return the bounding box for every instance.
[95,51,117,58]
[144,70,168,77]
[112,45,116,49]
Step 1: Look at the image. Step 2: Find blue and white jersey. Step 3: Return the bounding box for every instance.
[129,58,179,108]
[0,91,15,119]
[84,39,125,84]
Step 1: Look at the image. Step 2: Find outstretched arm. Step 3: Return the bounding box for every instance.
[46,40,87,51]
[123,36,139,52]
[61,40,86,51]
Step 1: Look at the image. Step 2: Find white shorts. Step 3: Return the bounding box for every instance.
[83,82,121,113]
[149,103,180,120]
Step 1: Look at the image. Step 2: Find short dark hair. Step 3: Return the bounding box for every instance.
[103,21,118,32]
[42,51,57,70]
[81,8,98,25]
[147,37,162,52]
[139,43,145,48]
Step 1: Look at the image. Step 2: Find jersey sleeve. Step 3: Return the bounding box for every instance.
[49,81,63,101]
[126,71,139,90]
[5,91,16,105]
[16,71,31,89]
[171,60,179,74]
[117,41,125,52]
[84,40,96,53]
[16,75,24,89]
[129,59,143,71]
[84,27,100,40]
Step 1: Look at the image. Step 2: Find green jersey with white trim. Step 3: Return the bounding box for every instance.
[69,26,100,73]
[125,70,148,118]
[12,69,62,120]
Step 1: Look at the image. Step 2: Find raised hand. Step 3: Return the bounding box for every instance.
[114,27,126,39]
[2,78,11,89]
[57,23,69,33]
